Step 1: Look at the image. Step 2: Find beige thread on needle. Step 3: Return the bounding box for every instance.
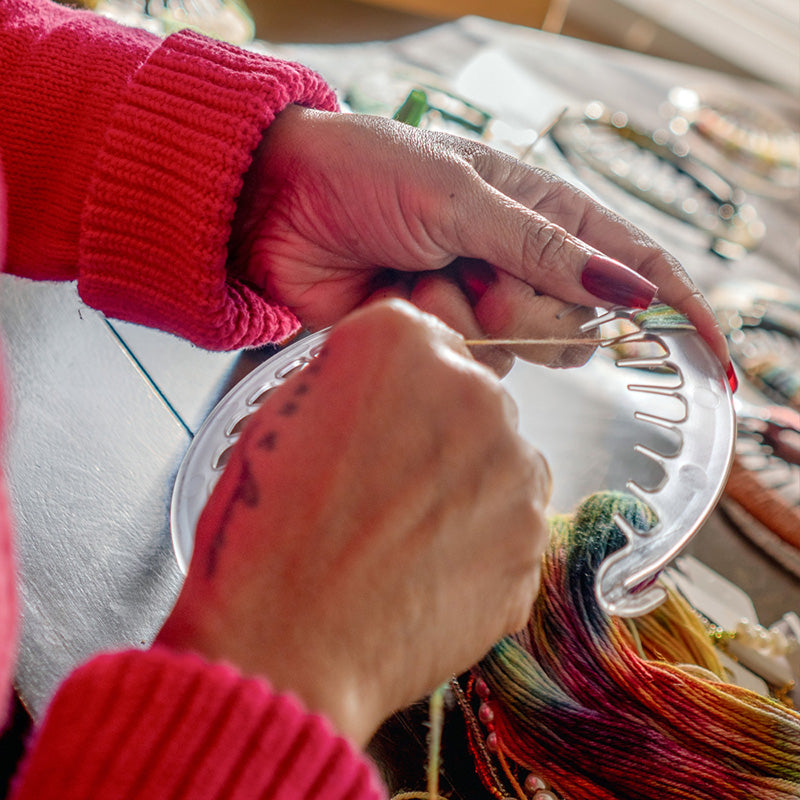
[464,337,602,347]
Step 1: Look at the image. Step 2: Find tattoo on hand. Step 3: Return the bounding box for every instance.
[206,456,259,576]
[258,431,278,451]
[278,401,298,416]
[204,362,323,576]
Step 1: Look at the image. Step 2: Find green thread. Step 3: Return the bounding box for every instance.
[633,304,694,331]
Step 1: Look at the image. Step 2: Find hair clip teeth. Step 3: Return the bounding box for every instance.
[169,305,736,621]
[633,443,669,471]
[584,306,736,617]
[633,411,684,437]
[615,355,667,370]
[627,383,681,397]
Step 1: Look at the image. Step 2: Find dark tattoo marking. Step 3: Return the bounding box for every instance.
[258,430,278,451]
[206,456,259,577]
[237,459,259,507]
[293,382,310,396]
[278,401,298,416]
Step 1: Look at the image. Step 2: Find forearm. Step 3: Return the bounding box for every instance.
[0,0,159,280]
[0,0,338,349]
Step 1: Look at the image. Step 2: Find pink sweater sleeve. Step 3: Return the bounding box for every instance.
[10,648,386,800]
[0,5,383,797]
[0,0,338,349]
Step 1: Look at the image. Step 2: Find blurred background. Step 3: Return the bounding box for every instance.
[79,0,799,94]
[248,0,799,93]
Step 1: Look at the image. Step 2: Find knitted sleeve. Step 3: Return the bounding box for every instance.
[10,648,386,800]
[0,0,338,349]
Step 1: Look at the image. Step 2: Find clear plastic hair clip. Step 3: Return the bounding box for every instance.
[171,307,735,619]
[170,333,329,575]
[581,307,736,617]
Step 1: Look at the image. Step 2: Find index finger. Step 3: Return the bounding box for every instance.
[501,168,730,368]
[447,151,731,372]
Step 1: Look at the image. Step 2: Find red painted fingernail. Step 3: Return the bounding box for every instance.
[459,259,496,305]
[581,254,657,309]
[726,361,739,393]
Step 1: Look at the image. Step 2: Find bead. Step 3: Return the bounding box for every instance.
[734,618,792,656]
[735,618,756,644]
[475,678,491,699]
[533,791,558,800]
[770,629,790,656]
[524,774,546,793]
[478,702,495,726]
[486,732,498,752]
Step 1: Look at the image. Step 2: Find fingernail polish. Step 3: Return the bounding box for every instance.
[581,254,657,309]
[726,361,739,393]
[459,259,496,305]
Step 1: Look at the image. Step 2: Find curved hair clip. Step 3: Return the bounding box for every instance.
[171,307,735,621]
[582,307,736,617]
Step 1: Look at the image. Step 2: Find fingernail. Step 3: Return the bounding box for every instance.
[581,254,657,309]
[459,259,496,305]
[726,361,739,393]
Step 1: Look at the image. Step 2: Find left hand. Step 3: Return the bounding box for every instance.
[230,106,729,374]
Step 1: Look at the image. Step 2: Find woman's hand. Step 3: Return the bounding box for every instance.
[156,300,550,746]
[230,106,730,375]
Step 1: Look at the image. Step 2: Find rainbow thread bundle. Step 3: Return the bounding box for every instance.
[466,492,800,800]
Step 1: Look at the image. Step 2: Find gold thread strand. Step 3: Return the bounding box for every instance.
[464,337,601,347]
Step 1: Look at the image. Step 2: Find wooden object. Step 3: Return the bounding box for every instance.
[350,0,552,28]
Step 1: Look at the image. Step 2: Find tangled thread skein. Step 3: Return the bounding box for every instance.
[476,492,800,800]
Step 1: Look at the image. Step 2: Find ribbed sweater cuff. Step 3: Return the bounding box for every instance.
[79,30,338,351]
[12,648,384,800]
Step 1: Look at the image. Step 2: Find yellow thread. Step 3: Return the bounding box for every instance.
[631,590,726,678]
[625,617,647,660]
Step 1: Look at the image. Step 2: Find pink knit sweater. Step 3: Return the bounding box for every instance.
[0,2,384,796]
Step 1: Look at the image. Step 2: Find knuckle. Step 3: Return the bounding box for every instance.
[508,512,548,631]
[521,216,570,276]
[507,606,531,635]
[517,441,552,506]
[333,298,446,362]
[353,297,420,337]
[507,565,542,633]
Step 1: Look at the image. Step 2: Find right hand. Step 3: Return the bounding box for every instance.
[156,299,550,745]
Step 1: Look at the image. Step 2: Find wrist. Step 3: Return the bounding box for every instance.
[155,600,384,746]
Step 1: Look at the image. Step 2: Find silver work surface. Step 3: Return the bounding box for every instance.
[4,17,799,718]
